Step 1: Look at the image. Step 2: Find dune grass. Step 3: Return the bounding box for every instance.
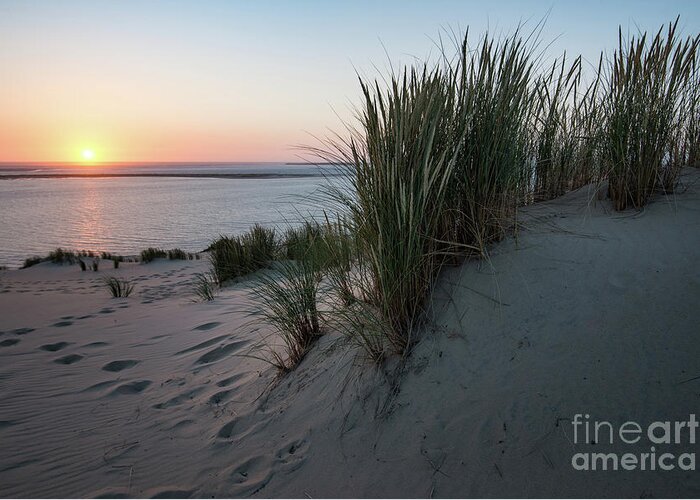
[530,55,605,201]
[210,220,358,370]
[209,235,251,283]
[193,272,217,301]
[312,28,571,357]
[316,63,466,355]
[316,218,357,305]
[303,20,699,364]
[241,224,277,265]
[21,256,42,269]
[282,222,323,261]
[167,248,189,260]
[683,60,700,168]
[602,20,699,210]
[21,248,124,270]
[140,247,167,263]
[21,248,80,268]
[103,276,134,298]
[140,247,195,262]
[198,223,322,369]
[48,248,78,264]
[208,225,277,285]
[250,256,323,372]
[440,29,536,255]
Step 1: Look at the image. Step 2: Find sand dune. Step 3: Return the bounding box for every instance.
[0,169,699,498]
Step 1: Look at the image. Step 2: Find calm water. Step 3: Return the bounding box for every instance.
[0,164,335,268]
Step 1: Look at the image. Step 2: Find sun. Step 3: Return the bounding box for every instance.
[81,149,95,161]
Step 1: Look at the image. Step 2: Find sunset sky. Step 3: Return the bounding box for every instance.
[1,0,699,163]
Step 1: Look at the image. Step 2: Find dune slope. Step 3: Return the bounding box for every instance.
[0,169,698,498]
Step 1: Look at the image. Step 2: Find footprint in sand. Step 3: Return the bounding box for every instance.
[54,354,83,364]
[110,380,151,395]
[216,373,245,387]
[52,320,73,327]
[192,321,222,331]
[149,489,195,499]
[82,380,120,393]
[153,387,205,409]
[40,342,71,352]
[83,341,110,348]
[168,419,197,437]
[196,340,249,365]
[208,389,232,405]
[226,455,274,496]
[175,335,230,356]
[275,436,310,473]
[217,419,237,439]
[11,327,34,335]
[0,339,20,347]
[102,360,139,372]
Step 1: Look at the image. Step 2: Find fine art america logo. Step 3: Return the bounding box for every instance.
[571,414,697,471]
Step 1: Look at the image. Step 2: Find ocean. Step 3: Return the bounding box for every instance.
[0,163,339,268]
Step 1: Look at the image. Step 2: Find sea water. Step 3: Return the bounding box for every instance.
[0,163,338,268]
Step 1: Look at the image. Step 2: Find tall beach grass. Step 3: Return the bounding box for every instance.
[305,20,699,364]
[602,20,699,209]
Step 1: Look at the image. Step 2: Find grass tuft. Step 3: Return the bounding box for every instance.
[103,276,134,298]
[208,225,277,285]
[168,248,189,260]
[241,224,277,265]
[21,256,43,269]
[193,272,217,301]
[315,57,466,355]
[603,19,699,209]
[250,257,323,372]
[48,248,77,264]
[140,247,167,263]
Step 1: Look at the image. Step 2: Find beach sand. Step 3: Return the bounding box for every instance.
[1,169,699,498]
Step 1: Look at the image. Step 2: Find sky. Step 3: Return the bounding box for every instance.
[1,0,699,164]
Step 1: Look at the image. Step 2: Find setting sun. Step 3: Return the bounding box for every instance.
[81,149,95,161]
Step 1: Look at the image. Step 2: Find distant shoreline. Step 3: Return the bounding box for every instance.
[0,172,343,180]
[0,162,335,169]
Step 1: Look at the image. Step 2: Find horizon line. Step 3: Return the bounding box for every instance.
[0,160,329,167]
